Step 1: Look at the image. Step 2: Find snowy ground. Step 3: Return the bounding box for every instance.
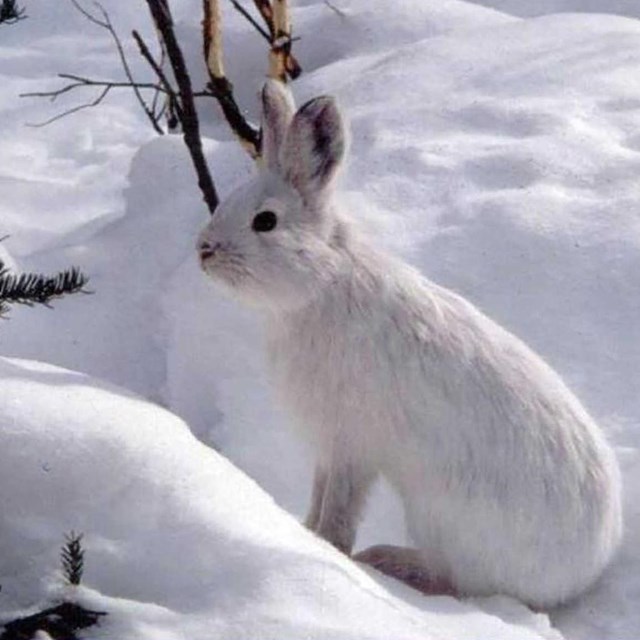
[1,0,640,638]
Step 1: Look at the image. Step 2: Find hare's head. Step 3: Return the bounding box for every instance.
[197,80,348,312]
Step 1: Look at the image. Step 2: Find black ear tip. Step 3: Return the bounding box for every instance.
[298,95,338,117]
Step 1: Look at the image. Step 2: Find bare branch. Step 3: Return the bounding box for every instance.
[23,3,166,133]
[203,0,260,158]
[132,29,182,120]
[20,74,179,129]
[273,0,301,80]
[252,0,274,38]
[229,0,270,42]
[21,71,213,125]
[323,0,347,18]
[145,0,219,212]
[24,86,111,127]
[203,0,225,80]
[69,0,107,27]
[148,15,177,130]
[250,0,301,81]
[270,0,289,81]
[70,0,164,134]
[210,77,261,158]
[23,74,167,98]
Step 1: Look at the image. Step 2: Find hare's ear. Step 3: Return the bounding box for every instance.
[261,79,295,171]
[280,96,346,198]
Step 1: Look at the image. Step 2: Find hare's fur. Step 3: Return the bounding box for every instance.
[197,81,622,608]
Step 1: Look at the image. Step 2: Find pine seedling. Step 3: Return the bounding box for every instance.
[61,531,84,586]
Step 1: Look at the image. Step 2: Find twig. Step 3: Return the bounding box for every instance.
[21,73,212,110]
[132,29,183,120]
[228,0,270,42]
[25,86,111,127]
[273,0,301,80]
[203,0,260,158]
[324,0,347,18]
[209,77,261,157]
[70,0,164,134]
[149,17,175,130]
[23,74,168,99]
[252,0,274,38]
[145,0,219,213]
[20,74,196,128]
[251,0,301,81]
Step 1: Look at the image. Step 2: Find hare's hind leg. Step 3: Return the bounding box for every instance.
[354,545,458,597]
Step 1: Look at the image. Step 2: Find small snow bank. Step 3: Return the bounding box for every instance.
[0,357,553,640]
[0,136,245,399]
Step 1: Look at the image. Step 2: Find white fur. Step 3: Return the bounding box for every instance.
[197,80,622,608]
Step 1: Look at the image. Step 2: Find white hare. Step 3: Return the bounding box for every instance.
[197,80,622,608]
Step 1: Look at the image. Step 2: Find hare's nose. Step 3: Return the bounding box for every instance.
[198,240,220,261]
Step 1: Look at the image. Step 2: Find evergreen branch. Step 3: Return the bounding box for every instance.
[0,260,89,316]
[0,0,26,25]
[0,602,107,639]
[61,531,84,586]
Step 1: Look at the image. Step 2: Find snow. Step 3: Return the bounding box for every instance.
[1,0,640,638]
[0,357,554,640]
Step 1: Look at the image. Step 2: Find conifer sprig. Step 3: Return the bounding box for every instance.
[0,260,89,316]
[0,0,26,25]
[61,531,84,586]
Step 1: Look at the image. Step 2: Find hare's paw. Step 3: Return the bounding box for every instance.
[354,545,458,597]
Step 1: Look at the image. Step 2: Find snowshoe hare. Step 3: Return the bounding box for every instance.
[197,80,622,608]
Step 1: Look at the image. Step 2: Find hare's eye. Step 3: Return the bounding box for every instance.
[252,210,278,233]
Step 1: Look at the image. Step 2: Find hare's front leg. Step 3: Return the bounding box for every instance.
[304,465,327,531]
[312,460,375,554]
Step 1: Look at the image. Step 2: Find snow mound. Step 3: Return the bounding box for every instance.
[0,357,553,640]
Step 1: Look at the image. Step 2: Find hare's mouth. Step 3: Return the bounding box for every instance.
[201,251,250,288]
